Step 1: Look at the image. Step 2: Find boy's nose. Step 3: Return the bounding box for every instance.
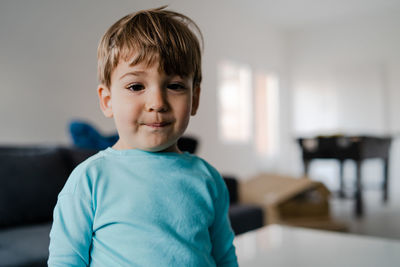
[145,88,168,112]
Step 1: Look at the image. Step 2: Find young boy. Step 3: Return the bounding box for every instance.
[48,7,238,266]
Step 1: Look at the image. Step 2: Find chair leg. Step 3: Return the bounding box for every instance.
[383,158,389,203]
[355,160,363,217]
[339,160,345,198]
[304,159,310,177]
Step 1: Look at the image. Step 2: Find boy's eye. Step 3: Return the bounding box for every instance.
[167,83,186,91]
[127,84,144,92]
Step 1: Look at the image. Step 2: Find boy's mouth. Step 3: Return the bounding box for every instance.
[142,122,172,128]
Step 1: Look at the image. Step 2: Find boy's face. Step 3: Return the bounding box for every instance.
[98,56,200,153]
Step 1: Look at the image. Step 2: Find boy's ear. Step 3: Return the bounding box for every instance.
[191,85,201,116]
[98,85,113,118]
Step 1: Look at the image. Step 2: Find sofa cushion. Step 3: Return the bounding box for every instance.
[0,147,70,227]
[223,176,239,204]
[229,204,264,235]
[0,223,51,266]
[59,147,99,170]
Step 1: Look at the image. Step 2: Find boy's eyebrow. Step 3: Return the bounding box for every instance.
[119,71,147,80]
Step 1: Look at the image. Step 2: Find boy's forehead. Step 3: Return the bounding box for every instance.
[117,57,162,75]
[120,49,159,68]
[120,50,191,73]
[113,56,192,80]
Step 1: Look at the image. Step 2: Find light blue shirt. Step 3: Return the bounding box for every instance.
[48,148,238,266]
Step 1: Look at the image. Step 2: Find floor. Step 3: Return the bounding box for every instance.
[330,188,400,240]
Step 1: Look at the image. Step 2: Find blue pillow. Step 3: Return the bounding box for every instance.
[69,120,118,150]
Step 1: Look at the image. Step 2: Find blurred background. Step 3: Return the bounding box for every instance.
[1,0,400,238]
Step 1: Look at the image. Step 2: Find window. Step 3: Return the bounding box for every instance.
[217,61,252,143]
[255,72,279,157]
[217,60,280,157]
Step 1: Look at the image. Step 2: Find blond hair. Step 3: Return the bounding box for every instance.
[97,6,203,88]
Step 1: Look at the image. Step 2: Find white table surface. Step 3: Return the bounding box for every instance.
[234,224,400,267]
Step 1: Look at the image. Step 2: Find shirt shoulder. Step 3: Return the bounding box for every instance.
[58,150,107,199]
[177,153,214,176]
[185,154,227,199]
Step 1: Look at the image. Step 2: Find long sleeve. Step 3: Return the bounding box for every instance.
[48,193,94,266]
[210,175,238,267]
[48,160,95,267]
[48,149,239,266]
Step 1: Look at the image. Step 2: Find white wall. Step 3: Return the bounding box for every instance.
[289,15,400,191]
[181,3,290,179]
[0,0,289,179]
[3,1,399,186]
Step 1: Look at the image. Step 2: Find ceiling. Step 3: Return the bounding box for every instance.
[229,0,400,29]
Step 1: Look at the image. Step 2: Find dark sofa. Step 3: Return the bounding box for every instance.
[0,146,96,267]
[223,176,263,235]
[0,146,263,267]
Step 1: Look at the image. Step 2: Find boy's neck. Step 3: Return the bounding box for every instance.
[112,139,182,154]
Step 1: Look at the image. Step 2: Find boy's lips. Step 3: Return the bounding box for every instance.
[142,121,172,128]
